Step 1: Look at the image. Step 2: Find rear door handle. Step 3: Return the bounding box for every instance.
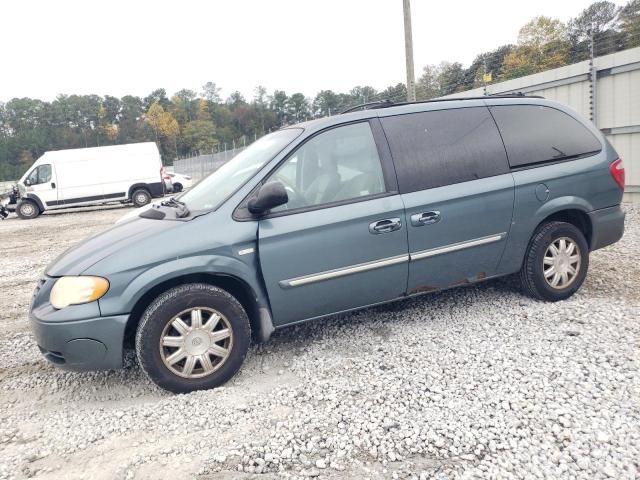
[411,211,441,226]
[369,218,402,234]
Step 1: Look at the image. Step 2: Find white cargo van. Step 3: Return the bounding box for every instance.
[15,142,167,219]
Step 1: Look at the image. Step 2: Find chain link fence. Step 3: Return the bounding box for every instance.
[172,147,246,182]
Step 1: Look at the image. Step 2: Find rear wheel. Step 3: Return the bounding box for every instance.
[131,188,151,208]
[173,183,183,192]
[135,283,251,393]
[520,221,589,301]
[17,200,40,220]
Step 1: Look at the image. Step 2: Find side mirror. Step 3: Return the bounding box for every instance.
[248,181,288,215]
[24,179,32,187]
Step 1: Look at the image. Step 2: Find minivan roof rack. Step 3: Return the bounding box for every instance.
[340,99,395,114]
[340,93,544,114]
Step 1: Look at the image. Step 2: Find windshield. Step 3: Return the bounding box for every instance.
[178,128,303,212]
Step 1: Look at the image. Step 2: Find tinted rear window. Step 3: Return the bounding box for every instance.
[490,105,602,167]
[381,107,509,193]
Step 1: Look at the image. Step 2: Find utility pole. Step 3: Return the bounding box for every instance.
[403,0,416,102]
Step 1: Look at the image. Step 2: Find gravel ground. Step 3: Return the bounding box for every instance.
[0,204,638,480]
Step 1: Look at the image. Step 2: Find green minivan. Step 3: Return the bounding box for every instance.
[31,96,625,392]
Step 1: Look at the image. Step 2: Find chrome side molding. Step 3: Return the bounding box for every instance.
[280,254,409,289]
[410,233,506,261]
[280,232,506,288]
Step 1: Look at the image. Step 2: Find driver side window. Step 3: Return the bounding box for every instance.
[27,164,52,185]
[268,122,386,212]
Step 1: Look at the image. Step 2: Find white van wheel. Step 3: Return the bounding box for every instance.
[132,189,151,208]
[17,200,40,220]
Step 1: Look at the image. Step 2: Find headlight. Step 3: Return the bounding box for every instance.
[50,276,110,309]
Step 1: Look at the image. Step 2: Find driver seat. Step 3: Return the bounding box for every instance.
[304,154,341,205]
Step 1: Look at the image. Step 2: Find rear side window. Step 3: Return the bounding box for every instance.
[381,107,509,193]
[490,105,602,167]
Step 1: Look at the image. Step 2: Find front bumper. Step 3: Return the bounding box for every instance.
[29,275,129,371]
[588,204,625,251]
[31,311,128,371]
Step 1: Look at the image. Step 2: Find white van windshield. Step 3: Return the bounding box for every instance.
[178,128,303,212]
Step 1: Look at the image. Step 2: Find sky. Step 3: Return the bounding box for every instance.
[0,0,627,102]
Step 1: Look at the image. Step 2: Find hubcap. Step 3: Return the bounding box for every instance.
[21,203,35,216]
[136,193,148,204]
[159,308,233,379]
[543,237,581,289]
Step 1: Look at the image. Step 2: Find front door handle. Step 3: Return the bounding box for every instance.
[51,182,56,189]
[411,211,441,226]
[369,218,402,234]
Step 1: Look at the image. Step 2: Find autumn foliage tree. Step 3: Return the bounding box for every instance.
[145,102,179,156]
[501,17,571,79]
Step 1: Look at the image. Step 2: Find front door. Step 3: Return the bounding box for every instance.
[257,121,409,326]
[24,163,58,207]
[380,106,515,292]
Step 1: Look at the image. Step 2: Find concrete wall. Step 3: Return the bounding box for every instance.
[444,47,640,203]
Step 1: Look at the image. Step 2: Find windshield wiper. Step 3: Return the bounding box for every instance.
[161,197,190,218]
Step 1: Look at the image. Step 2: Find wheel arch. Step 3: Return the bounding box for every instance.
[123,272,270,350]
[128,183,151,200]
[531,196,593,249]
[538,209,592,248]
[24,193,45,211]
[498,196,596,276]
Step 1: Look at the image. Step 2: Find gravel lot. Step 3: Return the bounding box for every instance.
[0,205,638,480]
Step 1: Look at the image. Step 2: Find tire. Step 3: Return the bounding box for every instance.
[135,283,251,393]
[519,221,589,302]
[131,188,151,208]
[16,199,40,220]
[173,183,183,193]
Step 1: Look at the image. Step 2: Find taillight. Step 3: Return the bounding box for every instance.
[609,158,625,190]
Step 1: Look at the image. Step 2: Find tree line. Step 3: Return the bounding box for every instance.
[0,0,638,181]
[416,1,639,98]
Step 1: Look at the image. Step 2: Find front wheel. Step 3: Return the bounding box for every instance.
[519,221,589,301]
[17,199,40,220]
[135,283,251,393]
